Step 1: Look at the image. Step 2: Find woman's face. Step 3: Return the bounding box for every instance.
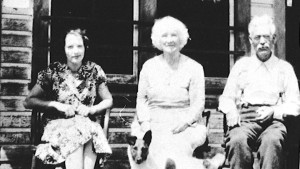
[65,33,85,65]
[159,29,181,54]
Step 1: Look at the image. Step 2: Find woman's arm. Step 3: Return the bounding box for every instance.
[89,83,113,115]
[24,84,76,117]
[135,63,151,132]
[136,64,150,123]
[172,64,205,134]
[24,84,50,110]
[186,64,205,125]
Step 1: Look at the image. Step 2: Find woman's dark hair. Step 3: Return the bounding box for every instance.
[65,28,90,50]
[59,28,90,63]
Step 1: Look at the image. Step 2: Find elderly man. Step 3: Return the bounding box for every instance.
[218,15,300,169]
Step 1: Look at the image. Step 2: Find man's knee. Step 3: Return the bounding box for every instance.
[226,129,249,149]
[260,133,285,149]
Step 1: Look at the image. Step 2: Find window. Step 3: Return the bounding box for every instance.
[35,0,139,84]
[287,1,300,79]
[156,0,230,77]
[33,0,248,86]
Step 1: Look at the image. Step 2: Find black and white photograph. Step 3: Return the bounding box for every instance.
[0,0,300,169]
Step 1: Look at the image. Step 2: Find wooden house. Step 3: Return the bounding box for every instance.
[1,0,299,168]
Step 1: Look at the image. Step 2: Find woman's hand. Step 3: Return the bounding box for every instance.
[49,102,76,117]
[76,105,94,117]
[172,122,189,134]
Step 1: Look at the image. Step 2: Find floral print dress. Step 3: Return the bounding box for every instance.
[34,61,112,164]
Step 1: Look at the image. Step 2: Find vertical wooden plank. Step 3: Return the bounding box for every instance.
[132,0,139,84]
[138,0,157,80]
[229,0,235,70]
[1,0,2,62]
[1,0,2,61]
[273,0,285,59]
[30,0,50,89]
[234,0,251,59]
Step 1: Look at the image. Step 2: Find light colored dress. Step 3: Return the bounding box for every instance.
[34,61,112,164]
[136,55,207,169]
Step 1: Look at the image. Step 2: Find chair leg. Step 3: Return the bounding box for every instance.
[31,155,36,169]
[94,154,107,169]
[31,154,37,169]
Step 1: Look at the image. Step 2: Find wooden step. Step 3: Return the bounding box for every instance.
[109,108,135,128]
[103,160,130,169]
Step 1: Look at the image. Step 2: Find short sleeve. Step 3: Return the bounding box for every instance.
[94,65,107,85]
[36,67,53,92]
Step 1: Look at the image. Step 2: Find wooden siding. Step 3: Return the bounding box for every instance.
[1,15,33,32]
[1,31,32,47]
[0,83,29,96]
[0,97,28,111]
[0,112,31,128]
[0,1,34,169]
[1,47,32,64]
[0,133,31,144]
[0,65,31,80]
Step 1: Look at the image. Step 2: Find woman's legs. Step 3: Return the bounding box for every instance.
[65,140,97,169]
[84,140,97,169]
[65,146,84,169]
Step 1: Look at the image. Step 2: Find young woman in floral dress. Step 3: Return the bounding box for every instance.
[24,28,112,169]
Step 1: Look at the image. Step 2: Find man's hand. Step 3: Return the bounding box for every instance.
[172,121,189,134]
[255,106,274,123]
[226,112,240,127]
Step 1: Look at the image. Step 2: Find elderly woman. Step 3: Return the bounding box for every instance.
[24,28,112,169]
[136,16,224,169]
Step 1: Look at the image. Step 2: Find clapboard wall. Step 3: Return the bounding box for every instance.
[0,1,34,169]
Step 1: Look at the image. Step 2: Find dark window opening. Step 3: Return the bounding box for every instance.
[286,1,300,80]
[50,0,134,74]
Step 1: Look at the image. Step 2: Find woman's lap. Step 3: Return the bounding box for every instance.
[150,121,207,168]
[36,115,111,165]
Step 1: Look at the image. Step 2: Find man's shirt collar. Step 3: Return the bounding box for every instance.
[251,54,279,71]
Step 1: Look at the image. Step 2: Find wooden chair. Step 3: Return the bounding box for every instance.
[30,109,111,169]
[192,110,216,158]
[220,111,300,169]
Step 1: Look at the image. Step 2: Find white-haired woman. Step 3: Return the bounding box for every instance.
[24,28,112,169]
[136,16,224,169]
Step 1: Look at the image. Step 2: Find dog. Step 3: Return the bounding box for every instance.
[127,130,154,169]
